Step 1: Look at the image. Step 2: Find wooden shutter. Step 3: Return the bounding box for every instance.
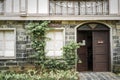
[46,31,54,56]
[4,31,15,57]
[46,30,64,57]
[54,30,63,56]
[0,30,15,58]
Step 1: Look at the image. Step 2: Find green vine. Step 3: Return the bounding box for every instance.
[26,21,50,65]
[26,21,80,70]
[63,41,80,67]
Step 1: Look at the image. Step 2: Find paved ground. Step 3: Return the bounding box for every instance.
[79,72,120,80]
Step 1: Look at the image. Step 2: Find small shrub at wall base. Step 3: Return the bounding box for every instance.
[44,59,70,70]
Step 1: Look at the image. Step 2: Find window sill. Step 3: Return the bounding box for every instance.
[0,57,16,60]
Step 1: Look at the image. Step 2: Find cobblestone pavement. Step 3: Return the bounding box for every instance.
[79,72,120,80]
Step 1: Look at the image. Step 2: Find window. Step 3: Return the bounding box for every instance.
[46,29,64,58]
[0,0,4,14]
[0,29,16,59]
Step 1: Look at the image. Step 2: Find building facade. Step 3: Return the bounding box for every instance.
[0,0,120,72]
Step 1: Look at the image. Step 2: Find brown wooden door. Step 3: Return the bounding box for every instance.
[93,31,110,71]
[77,31,88,71]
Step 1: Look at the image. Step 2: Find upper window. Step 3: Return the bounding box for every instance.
[0,0,4,14]
[0,29,16,59]
[49,0,109,15]
[46,29,64,58]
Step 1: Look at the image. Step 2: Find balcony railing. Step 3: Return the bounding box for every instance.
[49,0,109,15]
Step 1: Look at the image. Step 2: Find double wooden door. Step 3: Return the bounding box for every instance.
[77,31,110,71]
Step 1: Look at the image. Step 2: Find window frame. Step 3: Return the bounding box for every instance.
[0,28,16,59]
[46,28,65,58]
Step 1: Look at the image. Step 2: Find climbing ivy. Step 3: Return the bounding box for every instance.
[26,21,50,65]
[26,21,80,70]
[63,41,80,68]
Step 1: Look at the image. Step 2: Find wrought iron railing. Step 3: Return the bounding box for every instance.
[49,0,109,15]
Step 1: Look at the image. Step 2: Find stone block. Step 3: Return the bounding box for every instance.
[62,21,69,24]
[22,53,28,58]
[69,21,76,25]
[17,35,27,41]
[116,48,120,52]
[113,53,118,56]
[17,41,27,44]
[6,62,18,66]
[0,66,9,70]
[16,53,23,58]
[66,32,74,35]
[9,66,22,72]
[22,65,35,71]
[113,64,120,73]
[17,50,26,54]
[69,36,75,40]
[0,62,5,66]
[26,43,32,49]
[113,36,119,40]
[18,61,28,66]
[21,44,26,50]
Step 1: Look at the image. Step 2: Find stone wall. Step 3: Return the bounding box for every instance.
[0,20,119,71]
[62,21,120,71]
[112,22,120,65]
[0,21,32,70]
[0,21,77,70]
[64,25,75,44]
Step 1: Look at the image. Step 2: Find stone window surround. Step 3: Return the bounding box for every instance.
[0,28,16,59]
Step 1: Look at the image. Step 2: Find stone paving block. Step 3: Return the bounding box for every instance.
[79,72,119,80]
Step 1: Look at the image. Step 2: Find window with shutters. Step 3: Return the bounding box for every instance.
[0,29,16,59]
[46,29,64,58]
[0,0,4,14]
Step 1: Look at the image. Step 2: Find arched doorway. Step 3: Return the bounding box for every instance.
[77,23,110,72]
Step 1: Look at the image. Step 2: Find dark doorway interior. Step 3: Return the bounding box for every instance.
[77,31,93,71]
[86,31,93,71]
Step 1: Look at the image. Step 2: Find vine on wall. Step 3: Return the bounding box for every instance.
[26,21,50,65]
[26,21,80,70]
[63,41,80,66]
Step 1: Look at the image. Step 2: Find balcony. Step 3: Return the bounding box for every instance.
[49,0,109,15]
[0,0,119,20]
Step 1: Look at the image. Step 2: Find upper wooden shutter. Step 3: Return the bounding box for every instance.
[0,30,15,58]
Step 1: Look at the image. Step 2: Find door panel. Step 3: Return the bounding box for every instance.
[93,31,109,71]
[94,55,108,62]
[77,31,88,71]
[94,63,108,71]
